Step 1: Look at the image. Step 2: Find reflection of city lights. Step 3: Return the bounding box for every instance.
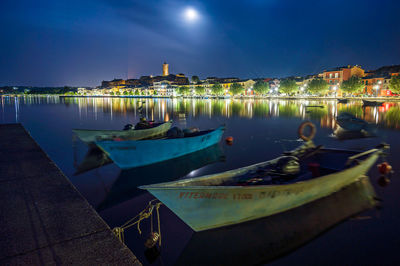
[7,96,400,130]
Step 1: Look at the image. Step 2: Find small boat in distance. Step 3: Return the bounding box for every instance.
[73,120,172,144]
[337,98,348,104]
[140,140,388,232]
[362,99,384,107]
[336,112,369,131]
[96,126,225,169]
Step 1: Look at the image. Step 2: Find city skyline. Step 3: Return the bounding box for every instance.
[1,0,400,87]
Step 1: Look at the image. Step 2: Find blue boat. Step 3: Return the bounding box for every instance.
[336,112,369,131]
[95,126,225,169]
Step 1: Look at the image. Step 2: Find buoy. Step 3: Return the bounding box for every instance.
[298,121,316,141]
[144,232,160,249]
[378,175,390,187]
[378,162,392,175]
[225,136,234,145]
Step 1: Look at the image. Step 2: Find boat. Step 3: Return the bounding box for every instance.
[140,140,388,232]
[332,126,376,140]
[337,98,348,104]
[175,176,377,265]
[305,105,324,108]
[336,112,369,131]
[362,99,384,107]
[95,126,225,169]
[73,120,172,144]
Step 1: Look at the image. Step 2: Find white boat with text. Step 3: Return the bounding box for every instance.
[140,131,389,232]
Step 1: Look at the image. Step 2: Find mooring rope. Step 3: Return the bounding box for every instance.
[112,199,163,246]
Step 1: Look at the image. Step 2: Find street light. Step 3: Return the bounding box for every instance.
[333,86,337,98]
[374,85,379,97]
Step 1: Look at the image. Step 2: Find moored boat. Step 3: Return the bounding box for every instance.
[362,99,384,107]
[140,141,389,232]
[95,126,225,169]
[175,176,377,265]
[337,98,348,104]
[73,120,172,144]
[336,112,369,131]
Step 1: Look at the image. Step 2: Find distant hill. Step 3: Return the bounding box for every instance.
[370,65,400,75]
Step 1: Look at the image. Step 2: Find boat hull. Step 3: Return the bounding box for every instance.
[73,121,172,143]
[142,150,380,232]
[362,100,384,106]
[96,126,225,169]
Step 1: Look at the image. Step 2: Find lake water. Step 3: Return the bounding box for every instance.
[1,96,400,265]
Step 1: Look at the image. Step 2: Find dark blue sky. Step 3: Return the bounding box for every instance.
[1,0,400,86]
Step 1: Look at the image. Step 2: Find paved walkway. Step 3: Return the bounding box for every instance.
[0,124,141,265]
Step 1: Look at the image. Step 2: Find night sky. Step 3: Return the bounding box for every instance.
[1,0,400,86]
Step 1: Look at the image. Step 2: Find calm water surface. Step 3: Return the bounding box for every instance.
[1,96,400,265]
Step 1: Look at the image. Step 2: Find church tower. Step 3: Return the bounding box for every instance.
[162,62,169,76]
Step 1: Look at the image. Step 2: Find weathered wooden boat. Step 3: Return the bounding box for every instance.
[96,126,225,169]
[362,99,384,107]
[140,141,388,232]
[73,120,172,144]
[337,98,348,104]
[336,112,369,131]
[176,176,377,265]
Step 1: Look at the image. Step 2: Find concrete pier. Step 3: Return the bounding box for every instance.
[0,124,141,265]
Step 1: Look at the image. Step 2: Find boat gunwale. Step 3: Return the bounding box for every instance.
[72,120,172,133]
[139,147,382,190]
[95,125,225,145]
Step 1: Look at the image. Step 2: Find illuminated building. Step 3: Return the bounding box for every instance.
[163,62,169,76]
[322,65,365,96]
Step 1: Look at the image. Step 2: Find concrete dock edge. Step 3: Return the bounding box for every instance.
[0,123,141,265]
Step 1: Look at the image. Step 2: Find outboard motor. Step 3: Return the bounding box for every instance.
[183,127,199,136]
[123,124,134,130]
[167,127,184,138]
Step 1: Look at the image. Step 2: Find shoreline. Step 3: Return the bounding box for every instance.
[2,94,400,101]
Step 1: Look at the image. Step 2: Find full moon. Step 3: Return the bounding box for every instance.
[184,8,199,22]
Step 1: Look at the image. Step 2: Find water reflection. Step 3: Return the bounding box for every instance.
[2,96,400,129]
[90,144,225,211]
[74,146,112,175]
[176,177,377,266]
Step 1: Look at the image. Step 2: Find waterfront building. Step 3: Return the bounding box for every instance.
[322,65,365,96]
[361,75,389,96]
